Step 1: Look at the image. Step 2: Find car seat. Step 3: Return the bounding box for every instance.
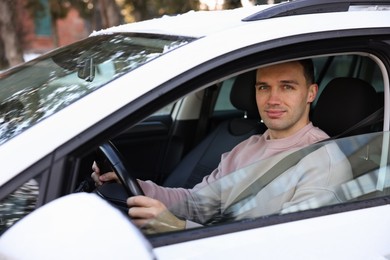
[311,77,383,180]
[311,78,388,202]
[311,77,380,137]
[163,70,266,188]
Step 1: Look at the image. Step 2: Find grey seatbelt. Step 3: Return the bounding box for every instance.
[228,144,323,208]
[332,107,384,139]
[228,107,384,209]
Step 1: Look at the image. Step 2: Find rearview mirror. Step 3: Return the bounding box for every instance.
[77,58,95,82]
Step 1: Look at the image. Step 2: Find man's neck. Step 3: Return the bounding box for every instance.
[267,121,311,140]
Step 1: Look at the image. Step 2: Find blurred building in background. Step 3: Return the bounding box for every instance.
[3,0,272,67]
[20,0,89,57]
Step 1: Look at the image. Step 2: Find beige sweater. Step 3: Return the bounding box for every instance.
[139,123,353,227]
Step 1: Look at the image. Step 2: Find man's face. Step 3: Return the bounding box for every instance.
[255,62,318,139]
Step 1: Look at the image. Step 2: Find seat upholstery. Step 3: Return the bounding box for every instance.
[230,70,260,121]
[312,78,383,183]
[311,77,379,137]
[163,70,265,188]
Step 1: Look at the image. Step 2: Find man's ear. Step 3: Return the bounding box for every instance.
[307,84,318,103]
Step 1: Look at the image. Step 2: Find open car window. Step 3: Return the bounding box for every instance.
[151,131,390,234]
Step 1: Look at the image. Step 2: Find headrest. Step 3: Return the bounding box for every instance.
[229,70,259,119]
[312,77,379,137]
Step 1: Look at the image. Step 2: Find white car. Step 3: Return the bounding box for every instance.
[1,0,390,259]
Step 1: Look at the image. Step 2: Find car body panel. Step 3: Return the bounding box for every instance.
[154,204,390,259]
[0,193,156,260]
[90,6,272,38]
[1,2,390,257]
[2,9,390,186]
[93,6,390,38]
[1,192,389,259]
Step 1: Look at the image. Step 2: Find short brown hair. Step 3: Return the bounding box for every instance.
[297,59,315,85]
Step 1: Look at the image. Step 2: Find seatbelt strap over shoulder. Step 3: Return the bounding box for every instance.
[332,107,384,139]
[229,144,323,207]
[228,107,384,208]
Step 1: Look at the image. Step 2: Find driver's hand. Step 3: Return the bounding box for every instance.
[91,161,119,186]
[127,196,186,234]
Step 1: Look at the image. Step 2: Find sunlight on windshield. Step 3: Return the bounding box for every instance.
[0,34,192,145]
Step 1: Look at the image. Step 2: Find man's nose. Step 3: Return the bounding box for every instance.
[267,88,281,104]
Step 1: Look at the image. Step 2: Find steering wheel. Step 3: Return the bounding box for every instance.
[95,141,144,209]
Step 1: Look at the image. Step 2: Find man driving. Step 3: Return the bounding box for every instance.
[92,59,352,233]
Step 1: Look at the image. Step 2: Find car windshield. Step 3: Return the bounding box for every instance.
[149,131,390,234]
[0,33,193,145]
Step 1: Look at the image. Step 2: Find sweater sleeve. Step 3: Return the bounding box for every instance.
[139,174,224,225]
[138,137,256,221]
[138,180,191,208]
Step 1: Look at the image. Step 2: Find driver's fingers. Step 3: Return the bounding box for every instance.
[91,161,100,174]
[101,171,119,183]
[91,171,118,186]
[127,196,166,218]
[91,161,102,186]
[91,171,102,186]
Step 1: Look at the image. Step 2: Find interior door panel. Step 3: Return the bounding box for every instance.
[111,115,199,184]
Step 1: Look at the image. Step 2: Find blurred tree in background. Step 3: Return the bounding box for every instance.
[0,0,24,68]
[224,0,243,9]
[0,0,200,69]
[0,0,284,70]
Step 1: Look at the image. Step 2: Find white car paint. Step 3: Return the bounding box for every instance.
[1,2,390,259]
[2,7,390,186]
[90,6,272,38]
[154,205,390,259]
[1,192,389,259]
[0,193,155,260]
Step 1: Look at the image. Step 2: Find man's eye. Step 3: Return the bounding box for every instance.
[256,85,268,91]
[283,85,294,90]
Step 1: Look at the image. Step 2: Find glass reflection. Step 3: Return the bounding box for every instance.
[0,34,192,145]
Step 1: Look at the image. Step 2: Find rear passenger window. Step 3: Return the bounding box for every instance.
[0,177,41,234]
[151,102,176,116]
[313,55,384,108]
[214,77,236,112]
[314,55,384,91]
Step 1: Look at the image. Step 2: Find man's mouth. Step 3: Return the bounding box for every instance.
[265,109,285,119]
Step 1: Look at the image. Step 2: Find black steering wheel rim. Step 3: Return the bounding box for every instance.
[97,141,144,197]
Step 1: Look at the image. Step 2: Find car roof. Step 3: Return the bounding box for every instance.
[90,0,390,38]
[90,5,272,38]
